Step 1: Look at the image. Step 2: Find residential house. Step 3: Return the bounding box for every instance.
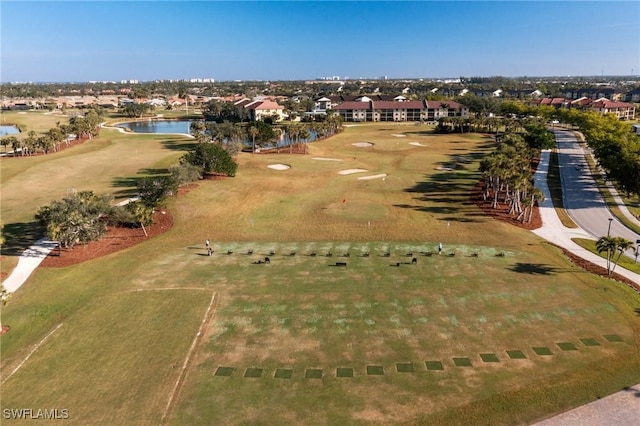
[590,98,635,120]
[243,100,285,122]
[534,97,636,120]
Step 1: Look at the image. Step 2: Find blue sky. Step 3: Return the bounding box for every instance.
[2,1,639,82]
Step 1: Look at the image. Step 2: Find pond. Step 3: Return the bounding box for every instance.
[115,120,194,135]
[115,119,318,147]
[0,125,20,136]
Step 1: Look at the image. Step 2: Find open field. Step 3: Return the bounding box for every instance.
[1,119,639,424]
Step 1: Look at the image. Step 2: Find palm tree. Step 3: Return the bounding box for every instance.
[247,126,259,153]
[596,236,633,277]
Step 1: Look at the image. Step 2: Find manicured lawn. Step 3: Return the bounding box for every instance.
[1,121,639,424]
[0,290,212,424]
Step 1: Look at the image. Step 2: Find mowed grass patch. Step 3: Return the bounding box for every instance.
[1,128,193,224]
[0,110,71,135]
[0,290,211,424]
[167,242,640,424]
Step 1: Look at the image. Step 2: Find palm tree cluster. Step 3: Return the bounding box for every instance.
[189,113,343,155]
[596,235,634,277]
[1,110,102,156]
[479,133,544,223]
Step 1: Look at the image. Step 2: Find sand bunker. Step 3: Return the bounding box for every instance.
[436,166,455,172]
[312,157,342,162]
[391,133,406,137]
[358,173,387,180]
[409,142,427,147]
[339,169,368,175]
[268,164,290,170]
[352,142,373,147]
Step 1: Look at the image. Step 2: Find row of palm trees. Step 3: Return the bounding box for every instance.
[1,110,102,156]
[479,133,544,223]
[189,114,343,154]
[436,115,546,135]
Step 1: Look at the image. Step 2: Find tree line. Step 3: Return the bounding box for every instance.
[551,108,640,198]
[1,110,102,156]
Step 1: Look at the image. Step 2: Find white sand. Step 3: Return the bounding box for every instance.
[409,142,427,146]
[358,173,387,180]
[352,142,373,147]
[312,157,342,162]
[391,133,406,137]
[268,164,290,170]
[339,169,368,175]
[436,166,455,171]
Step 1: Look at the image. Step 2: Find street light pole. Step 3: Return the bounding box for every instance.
[607,218,613,236]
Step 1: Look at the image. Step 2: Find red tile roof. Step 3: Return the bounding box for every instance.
[591,99,634,109]
[425,100,467,109]
[372,101,425,109]
[245,100,283,110]
[334,101,372,110]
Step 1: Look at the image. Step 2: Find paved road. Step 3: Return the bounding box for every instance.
[553,130,640,258]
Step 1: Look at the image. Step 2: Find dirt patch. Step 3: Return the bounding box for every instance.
[40,209,173,268]
[0,324,10,336]
[177,183,199,196]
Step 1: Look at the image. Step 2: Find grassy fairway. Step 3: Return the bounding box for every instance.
[1,289,213,424]
[1,122,639,424]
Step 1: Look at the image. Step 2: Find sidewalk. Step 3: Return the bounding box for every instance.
[1,238,57,293]
[533,150,640,284]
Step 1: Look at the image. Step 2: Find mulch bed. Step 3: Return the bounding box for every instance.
[471,181,543,231]
[40,209,173,268]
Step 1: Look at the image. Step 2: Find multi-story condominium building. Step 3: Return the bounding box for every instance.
[533,97,636,120]
[332,99,469,122]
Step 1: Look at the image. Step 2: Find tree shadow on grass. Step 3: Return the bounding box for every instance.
[395,140,507,223]
[395,163,487,223]
[1,221,45,257]
[111,168,170,198]
[161,139,196,152]
[509,263,561,275]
